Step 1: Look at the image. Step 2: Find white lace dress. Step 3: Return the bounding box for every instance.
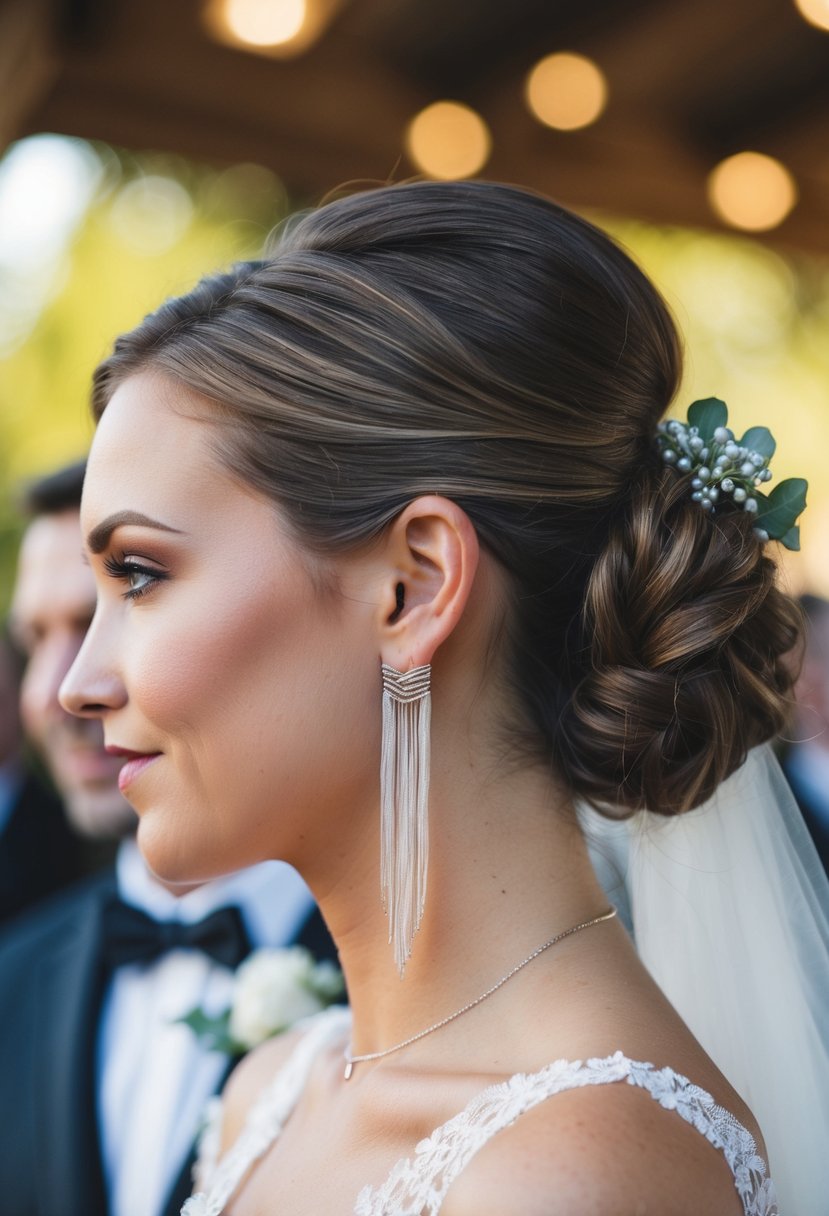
[182,1006,778,1216]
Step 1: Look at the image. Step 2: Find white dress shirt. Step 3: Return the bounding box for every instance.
[97,839,316,1216]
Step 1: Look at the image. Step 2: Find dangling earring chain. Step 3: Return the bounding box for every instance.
[343,906,617,1079]
[380,661,432,977]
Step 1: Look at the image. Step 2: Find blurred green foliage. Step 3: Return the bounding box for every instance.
[1,138,828,615]
[0,143,290,611]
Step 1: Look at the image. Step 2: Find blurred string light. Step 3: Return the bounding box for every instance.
[0,135,101,357]
[793,0,829,32]
[108,175,194,255]
[0,136,100,269]
[202,0,342,57]
[405,102,491,180]
[707,152,798,232]
[525,52,608,130]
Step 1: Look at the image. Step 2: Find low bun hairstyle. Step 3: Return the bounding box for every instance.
[91,180,800,817]
[560,469,800,814]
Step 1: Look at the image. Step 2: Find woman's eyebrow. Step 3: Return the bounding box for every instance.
[86,511,184,554]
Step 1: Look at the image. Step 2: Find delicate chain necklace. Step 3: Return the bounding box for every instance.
[343,905,617,1080]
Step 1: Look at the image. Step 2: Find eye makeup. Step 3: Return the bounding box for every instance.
[103,554,169,601]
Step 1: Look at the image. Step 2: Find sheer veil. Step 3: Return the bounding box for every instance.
[580,744,829,1216]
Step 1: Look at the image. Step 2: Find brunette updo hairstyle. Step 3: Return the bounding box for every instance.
[92,181,800,816]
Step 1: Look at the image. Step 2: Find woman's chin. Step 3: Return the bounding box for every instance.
[136,815,220,889]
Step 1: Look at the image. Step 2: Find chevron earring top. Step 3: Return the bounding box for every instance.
[381,663,431,702]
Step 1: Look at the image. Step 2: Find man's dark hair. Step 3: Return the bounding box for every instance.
[20,459,86,517]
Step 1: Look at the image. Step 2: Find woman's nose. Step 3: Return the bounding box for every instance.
[58,617,127,719]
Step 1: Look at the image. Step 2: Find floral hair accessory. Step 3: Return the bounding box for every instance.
[656,397,807,550]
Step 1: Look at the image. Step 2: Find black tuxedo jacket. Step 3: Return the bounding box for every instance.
[0,770,84,927]
[0,867,338,1216]
[780,752,829,875]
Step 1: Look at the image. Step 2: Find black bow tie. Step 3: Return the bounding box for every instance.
[101,897,252,971]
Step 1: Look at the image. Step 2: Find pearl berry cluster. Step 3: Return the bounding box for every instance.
[655,398,806,551]
[656,420,774,541]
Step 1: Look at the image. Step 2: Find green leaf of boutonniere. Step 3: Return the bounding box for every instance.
[178,1008,246,1056]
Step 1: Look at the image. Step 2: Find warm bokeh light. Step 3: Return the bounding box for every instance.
[203,0,339,56]
[707,152,798,232]
[108,175,194,255]
[405,102,492,180]
[224,0,305,44]
[794,0,829,32]
[525,52,608,131]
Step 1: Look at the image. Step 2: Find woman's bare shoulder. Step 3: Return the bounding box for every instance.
[442,1075,746,1216]
[218,1028,307,1152]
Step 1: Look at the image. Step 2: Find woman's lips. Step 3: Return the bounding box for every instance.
[106,747,162,792]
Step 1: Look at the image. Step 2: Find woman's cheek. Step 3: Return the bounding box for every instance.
[128,596,261,726]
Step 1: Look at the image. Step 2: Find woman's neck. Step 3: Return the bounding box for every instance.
[306,745,612,1059]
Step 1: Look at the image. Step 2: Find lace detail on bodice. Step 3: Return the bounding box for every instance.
[184,1009,778,1216]
[354,1051,778,1216]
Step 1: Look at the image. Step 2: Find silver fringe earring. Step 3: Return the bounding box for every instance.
[380,662,432,977]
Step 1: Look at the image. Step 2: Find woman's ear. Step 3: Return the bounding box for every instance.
[378,496,479,671]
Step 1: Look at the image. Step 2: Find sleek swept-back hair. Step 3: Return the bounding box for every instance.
[92,181,799,815]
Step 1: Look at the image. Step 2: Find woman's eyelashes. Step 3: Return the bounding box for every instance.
[103,554,169,601]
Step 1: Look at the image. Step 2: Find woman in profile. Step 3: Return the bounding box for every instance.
[62,182,828,1214]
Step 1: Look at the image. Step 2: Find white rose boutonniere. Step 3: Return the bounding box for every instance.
[180,946,345,1055]
[230,948,344,1047]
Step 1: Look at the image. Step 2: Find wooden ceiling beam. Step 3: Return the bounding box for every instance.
[0,0,60,152]
[7,0,829,254]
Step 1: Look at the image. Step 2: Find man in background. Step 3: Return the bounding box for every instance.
[9,460,128,874]
[782,592,829,873]
[0,624,82,924]
[1,459,335,1216]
